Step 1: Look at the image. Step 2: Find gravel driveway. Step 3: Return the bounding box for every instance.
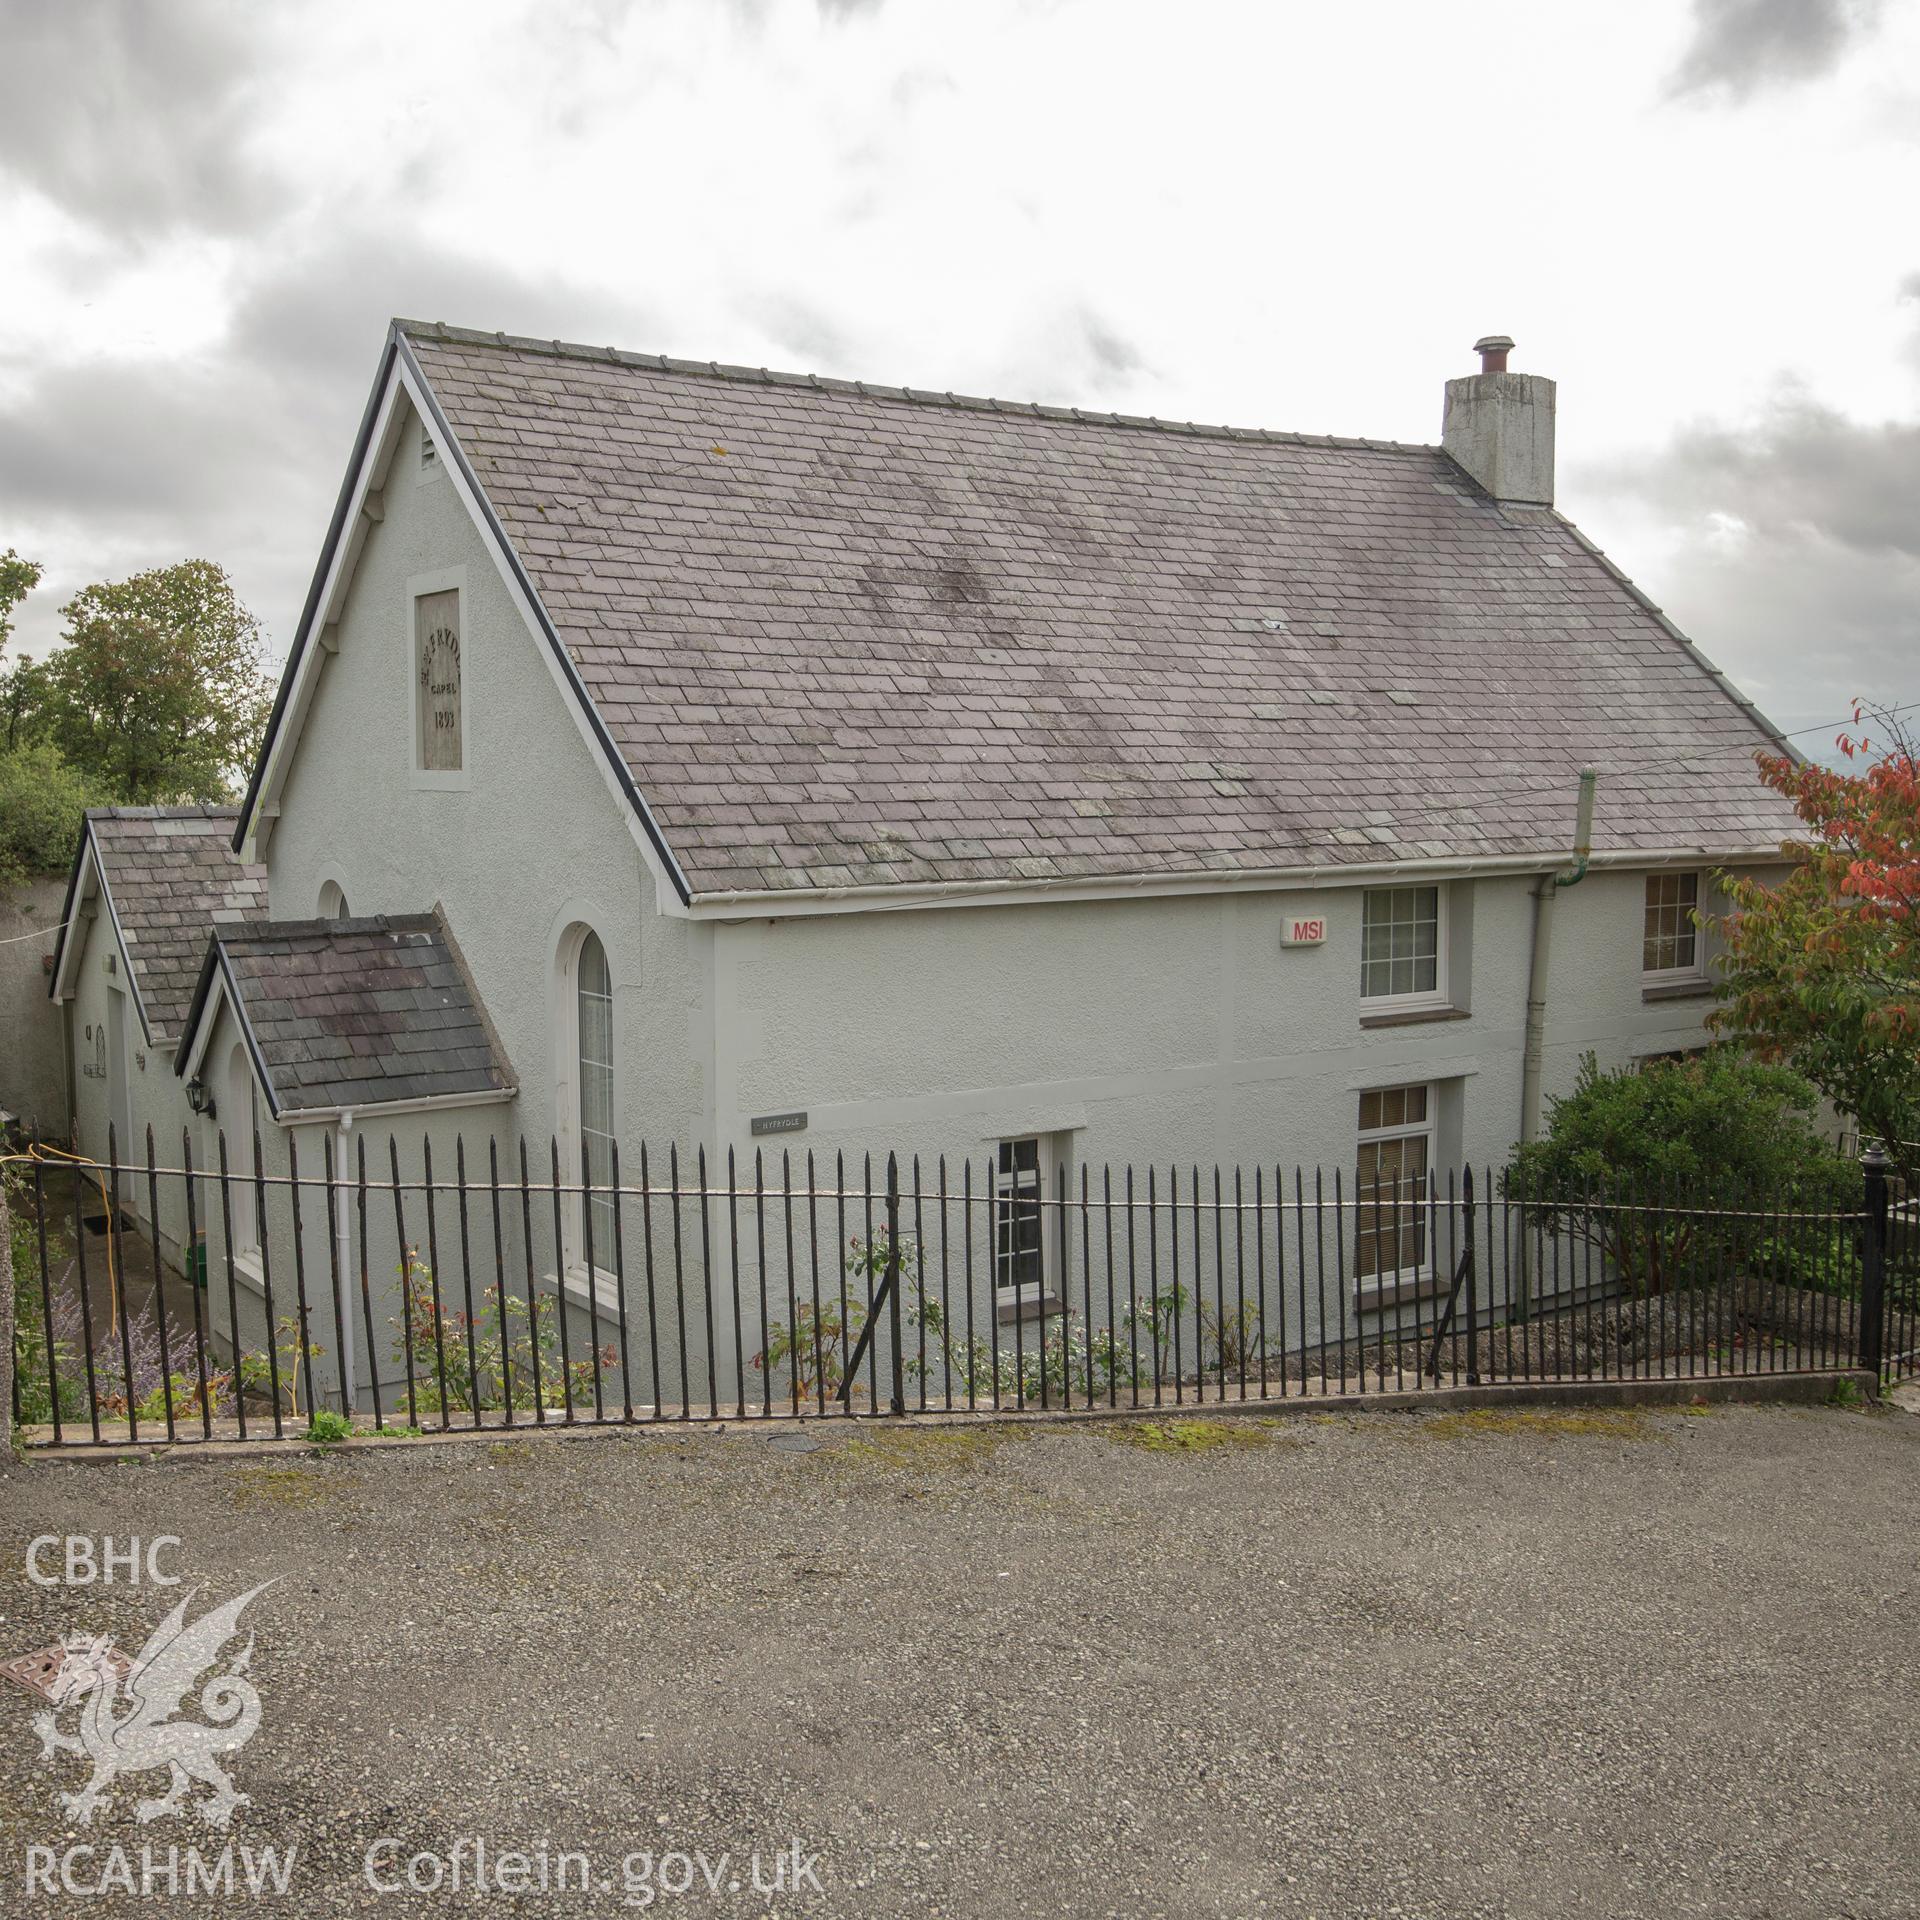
[0,1401,1915,1917]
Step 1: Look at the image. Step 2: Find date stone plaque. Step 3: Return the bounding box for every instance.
[416,588,462,772]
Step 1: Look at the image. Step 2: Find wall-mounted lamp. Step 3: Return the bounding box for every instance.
[185,1077,215,1119]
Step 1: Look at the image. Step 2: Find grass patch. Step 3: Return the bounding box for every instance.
[1414,1407,1654,1442]
[229,1464,337,1510]
[837,1423,1029,1471]
[1103,1417,1284,1453]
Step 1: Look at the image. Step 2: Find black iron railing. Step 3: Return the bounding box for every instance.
[6,1129,1910,1446]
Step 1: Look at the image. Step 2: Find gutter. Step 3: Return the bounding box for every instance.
[683,834,1779,921]
[268,1086,517,1129]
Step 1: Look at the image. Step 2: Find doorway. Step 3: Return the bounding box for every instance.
[106,984,131,1157]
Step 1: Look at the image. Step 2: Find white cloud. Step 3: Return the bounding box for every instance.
[1666,0,1885,101]
[0,0,1916,748]
[1573,381,1920,741]
[0,0,290,236]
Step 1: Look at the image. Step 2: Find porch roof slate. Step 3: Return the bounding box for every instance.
[81,807,268,1044]
[399,321,1801,899]
[193,912,514,1117]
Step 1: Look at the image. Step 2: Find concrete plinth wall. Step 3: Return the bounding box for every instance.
[1,1172,12,1450]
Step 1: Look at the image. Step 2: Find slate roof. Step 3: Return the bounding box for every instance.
[79,808,268,1043]
[400,321,1800,897]
[188,913,514,1117]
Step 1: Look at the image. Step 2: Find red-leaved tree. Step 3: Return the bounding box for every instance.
[1712,704,1920,1171]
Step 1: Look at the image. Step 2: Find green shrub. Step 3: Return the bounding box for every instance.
[1748,1224,1858,1298]
[753,1228,918,1405]
[304,1409,353,1445]
[392,1248,613,1414]
[754,1296,867,1403]
[237,1315,326,1418]
[8,1167,82,1426]
[916,1297,1151,1404]
[1506,1050,1860,1294]
[753,1225,1204,1407]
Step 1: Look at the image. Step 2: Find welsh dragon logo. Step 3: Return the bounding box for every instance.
[30,1583,274,1827]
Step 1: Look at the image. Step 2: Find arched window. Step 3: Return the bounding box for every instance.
[318,879,349,920]
[575,930,616,1266]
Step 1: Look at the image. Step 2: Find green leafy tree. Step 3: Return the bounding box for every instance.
[0,743,101,894]
[0,548,40,651]
[0,552,97,894]
[0,549,50,750]
[1506,1051,1858,1294]
[34,560,274,804]
[0,654,54,752]
[1712,707,1920,1170]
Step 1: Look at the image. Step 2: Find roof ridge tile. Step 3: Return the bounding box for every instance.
[396,317,1441,456]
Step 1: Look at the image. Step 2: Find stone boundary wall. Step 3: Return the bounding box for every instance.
[0,873,67,1137]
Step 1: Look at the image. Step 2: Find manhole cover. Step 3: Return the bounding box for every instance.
[765,1432,822,1454]
[1,1643,133,1702]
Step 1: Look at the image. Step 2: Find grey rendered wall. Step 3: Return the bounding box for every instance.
[709,864,1750,1176]
[1543,864,1755,1085]
[265,403,711,1165]
[686,859,1770,1401]
[62,898,202,1262]
[0,875,69,1133]
[258,404,713,1412]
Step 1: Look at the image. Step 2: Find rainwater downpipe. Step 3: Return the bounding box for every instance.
[1515,768,1597,1318]
[335,1110,356,1410]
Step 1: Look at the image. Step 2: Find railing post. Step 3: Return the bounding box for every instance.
[1859,1142,1890,1385]
[1512,1160,1532,1323]
[1463,1164,1480,1386]
[885,1153,905,1416]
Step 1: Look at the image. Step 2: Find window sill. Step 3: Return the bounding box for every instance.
[1358,1006,1469,1031]
[556,1264,624,1317]
[1353,1271,1445,1312]
[1640,978,1712,1004]
[996,1291,1064,1326]
[218,1252,267,1298]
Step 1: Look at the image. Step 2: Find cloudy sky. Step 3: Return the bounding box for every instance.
[2,0,1915,759]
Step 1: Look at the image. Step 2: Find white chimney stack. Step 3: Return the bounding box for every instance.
[1442,334,1555,506]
